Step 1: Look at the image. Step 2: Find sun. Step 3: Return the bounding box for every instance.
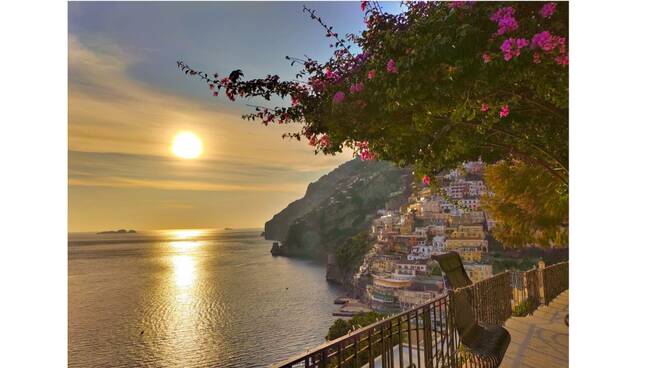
[171,131,203,159]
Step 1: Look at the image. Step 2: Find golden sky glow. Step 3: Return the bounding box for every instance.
[68,35,352,232]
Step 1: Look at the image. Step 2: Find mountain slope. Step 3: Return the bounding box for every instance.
[266,159,412,261]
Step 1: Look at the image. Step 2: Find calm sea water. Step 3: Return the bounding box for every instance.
[68,229,343,367]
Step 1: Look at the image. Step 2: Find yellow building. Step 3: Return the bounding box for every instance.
[372,275,413,289]
[371,255,398,274]
[445,238,488,251]
[399,213,415,235]
[456,248,484,263]
[450,225,486,239]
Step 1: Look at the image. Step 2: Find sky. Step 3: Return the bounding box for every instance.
[68,1,402,232]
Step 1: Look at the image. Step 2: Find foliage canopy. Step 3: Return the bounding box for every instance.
[178,1,569,247]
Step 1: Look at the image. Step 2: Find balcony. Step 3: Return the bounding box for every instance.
[272,262,568,368]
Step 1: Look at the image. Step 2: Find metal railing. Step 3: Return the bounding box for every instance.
[457,271,512,326]
[274,295,459,368]
[510,269,541,316]
[273,262,568,368]
[541,261,569,305]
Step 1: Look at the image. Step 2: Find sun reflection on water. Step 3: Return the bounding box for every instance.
[167,230,206,298]
[172,255,196,289]
[159,229,206,364]
[167,229,205,240]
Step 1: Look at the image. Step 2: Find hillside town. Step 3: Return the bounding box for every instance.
[352,160,496,313]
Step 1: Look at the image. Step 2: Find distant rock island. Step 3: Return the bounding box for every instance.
[96,229,137,234]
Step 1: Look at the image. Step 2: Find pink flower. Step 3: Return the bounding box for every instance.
[499,105,510,118]
[422,175,431,186]
[533,52,542,64]
[489,6,518,35]
[481,103,489,112]
[482,53,492,63]
[360,1,367,12]
[213,91,218,97]
[555,54,569,66]
[291,96,300,106]
[367,69,376,79]
[209,84,214,90]
[386,59,398,74]
[539,2,557,19]
[355,141,376,161]
[531,31,553,51]
[310,78,325,92]
[333,91,346,104]
[325,69,339,81]
[349,82,364,94]
[359,149,376,161]
[318,134,331,149]
[500,38,528,61]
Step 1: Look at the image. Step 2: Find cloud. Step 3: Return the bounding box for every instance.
[68,35,352,192]
[69,150,318,193]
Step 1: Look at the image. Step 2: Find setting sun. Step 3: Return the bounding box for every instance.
[171,131,203,159]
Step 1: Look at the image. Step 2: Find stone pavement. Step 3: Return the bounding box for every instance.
[501,291,569,368]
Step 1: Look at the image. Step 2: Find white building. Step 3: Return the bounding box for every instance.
[457,197,481,211]
[467,180,487,196]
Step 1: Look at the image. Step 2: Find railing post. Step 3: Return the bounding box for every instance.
[537,260,547,305]
[447,289,459,368]
[423,305,434,368]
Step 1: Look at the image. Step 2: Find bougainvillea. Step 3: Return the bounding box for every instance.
[177,1,569,246]
[177,1,567,177]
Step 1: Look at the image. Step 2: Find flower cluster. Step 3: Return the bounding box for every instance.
[531,31,568,66]
[422,175,431,186]
[318,134,331,149]
[489,7,518,35]
[539,2,557,19]
[499,105,510,118]
[333,91,346,104]
[386,59,398,74]
[500,37,528,61]
[355,141,376,161]
[349,82,364,94]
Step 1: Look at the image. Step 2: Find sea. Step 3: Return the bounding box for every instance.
[68,228,344,367]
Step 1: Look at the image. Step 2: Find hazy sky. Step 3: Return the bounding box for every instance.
[68,2,402,232]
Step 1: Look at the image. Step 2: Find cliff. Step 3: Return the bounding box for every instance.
[265,159,412,264]
[265,159,386,241]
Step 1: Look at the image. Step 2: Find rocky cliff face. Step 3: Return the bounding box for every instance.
[265,159,412,263]
[264,159,376,242]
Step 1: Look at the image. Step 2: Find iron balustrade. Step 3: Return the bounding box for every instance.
[541,261,569,305]
[272,263,568,368]
[273,295,458,368]
[455,272,512,327]
[510,269,541,316]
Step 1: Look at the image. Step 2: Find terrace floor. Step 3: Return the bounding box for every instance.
[501,291,569,368]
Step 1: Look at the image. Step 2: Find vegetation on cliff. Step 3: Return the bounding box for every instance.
[267,159,411,260]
